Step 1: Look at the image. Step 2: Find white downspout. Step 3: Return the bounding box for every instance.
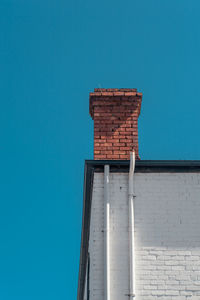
[104,165,110,300]
[129,151,136,299]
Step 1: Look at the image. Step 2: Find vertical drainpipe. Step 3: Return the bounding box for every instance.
[129,151,136,299]
[104,165,110,300]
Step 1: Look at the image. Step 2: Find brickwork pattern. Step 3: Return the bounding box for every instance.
[89,89,142,160]
[88,172,200,300]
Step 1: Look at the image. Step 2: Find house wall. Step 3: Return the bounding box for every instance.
[88,172,200,300]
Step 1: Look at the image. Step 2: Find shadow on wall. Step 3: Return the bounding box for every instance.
[134,172,200,248]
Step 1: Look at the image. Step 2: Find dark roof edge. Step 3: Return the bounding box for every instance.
[86,159,200,166]
[77,159,200,299]
[77,162,94,300]
[85,160,200,173]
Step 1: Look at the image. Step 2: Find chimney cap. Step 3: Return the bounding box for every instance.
[90,88,142,97]
[94,88,137,92]
[89,88,142,118]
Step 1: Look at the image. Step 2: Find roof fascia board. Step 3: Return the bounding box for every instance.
[85,160,200,173]
[77,162,94,300]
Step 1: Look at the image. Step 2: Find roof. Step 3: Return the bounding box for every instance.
[77,160,200,300]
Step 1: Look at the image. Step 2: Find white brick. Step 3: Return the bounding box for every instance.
[88,172,200,300]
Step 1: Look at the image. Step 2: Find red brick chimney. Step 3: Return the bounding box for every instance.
[89,88,142,160]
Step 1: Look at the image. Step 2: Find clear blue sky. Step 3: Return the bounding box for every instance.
[0,0,199,299]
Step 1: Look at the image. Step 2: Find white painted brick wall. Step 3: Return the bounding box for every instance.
[88,172,200,300]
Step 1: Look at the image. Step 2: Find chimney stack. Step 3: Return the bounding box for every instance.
[89,88,142,160]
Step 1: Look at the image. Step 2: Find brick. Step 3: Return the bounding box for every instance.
[107,154,119,159]
[120,147,132,151]
[121,123,131,128]
[113,143,125,147]
[125,127,135,132]
[113,151,126,155]
[106,139,119,143]
[99,150,112,155]
[94,155,106,159]
[95,146,106,151]
[120,139,132,143]
[106,146,119,150]
[119,155,129,159]
[124,92,137,96]
[101,92,113,96]
[89,88,142,159]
